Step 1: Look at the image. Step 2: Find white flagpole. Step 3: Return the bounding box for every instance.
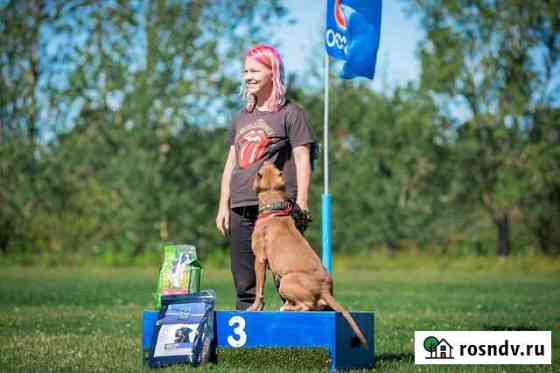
[322,47,333,274]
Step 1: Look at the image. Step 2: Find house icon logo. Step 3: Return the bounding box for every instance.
[423,336,454,359]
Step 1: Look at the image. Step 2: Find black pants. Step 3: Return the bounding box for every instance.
[229,206,259,310]
[230,205,286,310]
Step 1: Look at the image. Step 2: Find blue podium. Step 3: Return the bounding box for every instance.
[143,310,374,371]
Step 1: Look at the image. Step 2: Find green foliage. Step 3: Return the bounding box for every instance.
[299,81,456,253]
[407,0,560,256]
[0,0,289,257]
[519,108,560,255]
[0,0,558,259]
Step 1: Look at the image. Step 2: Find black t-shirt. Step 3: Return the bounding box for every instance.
[227,101,315,208]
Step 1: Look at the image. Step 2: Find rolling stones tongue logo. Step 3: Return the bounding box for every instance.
[238,128,272,169]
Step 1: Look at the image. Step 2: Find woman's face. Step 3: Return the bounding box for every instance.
[244,57,273,98]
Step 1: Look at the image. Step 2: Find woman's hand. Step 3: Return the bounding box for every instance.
[216,146,236,237]
[296,199,309,212]
[216,207,230,237]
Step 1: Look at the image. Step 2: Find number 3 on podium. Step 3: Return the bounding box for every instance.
[227,316,247,347]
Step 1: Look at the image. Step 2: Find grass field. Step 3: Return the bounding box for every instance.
[0,260,558,372]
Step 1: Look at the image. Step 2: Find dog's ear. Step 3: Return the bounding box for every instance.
[271,168,285,191]
[253,171,262,193]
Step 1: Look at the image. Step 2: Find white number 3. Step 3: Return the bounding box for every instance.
[227,315,247,347]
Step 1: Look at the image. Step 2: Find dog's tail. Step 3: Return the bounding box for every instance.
[321,291,368,349]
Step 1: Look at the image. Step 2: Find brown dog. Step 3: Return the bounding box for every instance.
[247,162,368,348]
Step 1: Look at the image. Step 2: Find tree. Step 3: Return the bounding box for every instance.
[0,1,62,254]
[424,336,439,358]
[408,0,560,256]
[0,0,290,256]
[298,80,450,254]
[520,107,560,255]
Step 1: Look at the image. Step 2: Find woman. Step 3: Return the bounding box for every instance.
[215,45,316,310]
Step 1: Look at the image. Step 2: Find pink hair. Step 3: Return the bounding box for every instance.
[242,45,286,112]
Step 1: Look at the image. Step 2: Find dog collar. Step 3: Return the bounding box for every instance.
[255,200,293,230]
[258,200,293,215]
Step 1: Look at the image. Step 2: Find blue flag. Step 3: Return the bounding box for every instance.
[325,0,382,80]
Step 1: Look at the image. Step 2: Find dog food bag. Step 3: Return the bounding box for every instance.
[154,244,202,309]
[148,290,216,368]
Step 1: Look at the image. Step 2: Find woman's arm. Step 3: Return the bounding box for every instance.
[293,144,311,211]
[216,146,236,236]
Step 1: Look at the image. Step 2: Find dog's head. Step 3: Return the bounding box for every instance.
[253,162,285,193]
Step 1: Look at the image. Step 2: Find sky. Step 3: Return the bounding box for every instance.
[275,0,424,91]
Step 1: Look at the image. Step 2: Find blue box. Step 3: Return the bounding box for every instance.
[216,311,374,370]
[143,310,374,370]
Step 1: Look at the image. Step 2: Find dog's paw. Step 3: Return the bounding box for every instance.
[247,302,264,311]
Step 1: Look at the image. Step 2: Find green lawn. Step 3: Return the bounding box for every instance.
[0,264,558,372]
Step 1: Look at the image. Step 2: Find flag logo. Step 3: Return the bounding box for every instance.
[334,0,347,30]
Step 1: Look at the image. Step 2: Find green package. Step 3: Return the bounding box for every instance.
[154,244,202,309]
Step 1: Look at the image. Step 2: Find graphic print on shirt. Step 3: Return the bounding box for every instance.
[236,119,274,169]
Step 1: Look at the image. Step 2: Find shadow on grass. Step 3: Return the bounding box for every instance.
[376,352,414,364]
